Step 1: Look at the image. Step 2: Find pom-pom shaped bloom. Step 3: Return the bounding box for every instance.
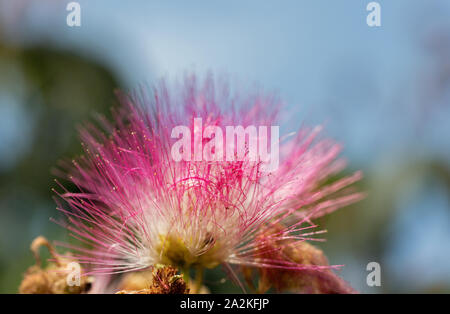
[53,74,363,289]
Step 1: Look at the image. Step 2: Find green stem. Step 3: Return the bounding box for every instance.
[194,268,204,294]
[182,267,190,287]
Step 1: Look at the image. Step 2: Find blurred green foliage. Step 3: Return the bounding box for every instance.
[0,42,119,293]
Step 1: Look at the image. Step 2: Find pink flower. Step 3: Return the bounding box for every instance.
[52,74,363,290]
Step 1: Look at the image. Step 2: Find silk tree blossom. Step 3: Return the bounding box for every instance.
[52,74,363,290]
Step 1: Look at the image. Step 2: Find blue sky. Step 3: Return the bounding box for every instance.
[31,0,448,165]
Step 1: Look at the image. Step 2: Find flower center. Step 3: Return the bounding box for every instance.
[156,234,223,269]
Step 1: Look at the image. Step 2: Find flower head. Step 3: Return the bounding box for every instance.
[53,74,363,290]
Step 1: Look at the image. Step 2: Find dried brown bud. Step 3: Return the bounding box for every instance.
[243,225,356,294]
[116,265,189,294]
[19,236,93,294]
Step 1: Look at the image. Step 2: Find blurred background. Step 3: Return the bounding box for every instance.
[0,0,449,293]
